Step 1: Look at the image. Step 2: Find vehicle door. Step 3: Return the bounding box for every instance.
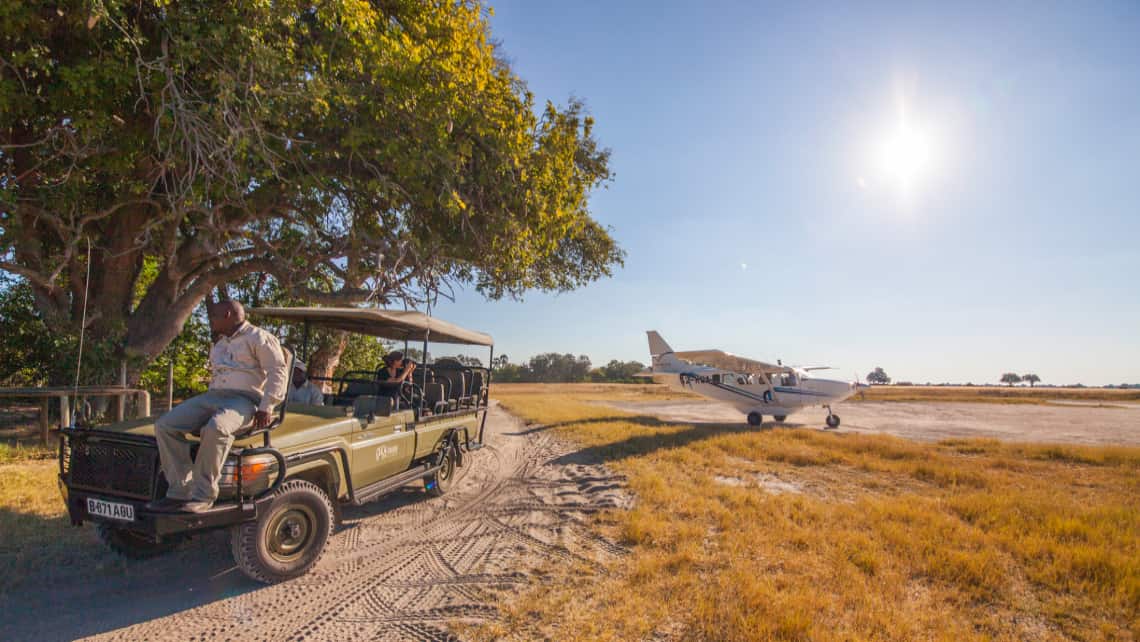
[350,411,416,488]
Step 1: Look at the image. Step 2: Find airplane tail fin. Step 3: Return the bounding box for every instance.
[646,330,673,357]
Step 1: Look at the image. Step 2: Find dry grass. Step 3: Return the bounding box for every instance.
[855,385,1140,405]
[478,384,1140,641]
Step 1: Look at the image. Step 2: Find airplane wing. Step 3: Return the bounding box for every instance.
[673,349,790,374]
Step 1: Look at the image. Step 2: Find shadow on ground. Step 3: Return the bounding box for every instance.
[0,483,436,641]
[530,414,810,466]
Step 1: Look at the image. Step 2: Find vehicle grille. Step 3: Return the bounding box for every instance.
[68,437,158,500]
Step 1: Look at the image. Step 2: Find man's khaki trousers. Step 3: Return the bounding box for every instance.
[154,389,258,502]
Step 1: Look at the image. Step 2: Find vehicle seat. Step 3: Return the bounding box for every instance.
[424,382,448,415]
[352,395,393,420]
[470,371,485,405]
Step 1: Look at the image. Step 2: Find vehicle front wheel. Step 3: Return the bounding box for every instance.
[747,411,763,427]
[230,479,334,584]
[825,414,841,429]
[773,415,788,422]
[425,443,457,497]
[97,523,185,559]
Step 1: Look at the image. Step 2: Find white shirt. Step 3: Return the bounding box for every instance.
[288,380,325,405]
[208,321,289,412]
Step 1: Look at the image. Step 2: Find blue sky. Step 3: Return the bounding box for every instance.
[433,1,1140,386]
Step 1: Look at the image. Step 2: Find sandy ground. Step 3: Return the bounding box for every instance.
[597,400,1140,446]
[2,405,629,641]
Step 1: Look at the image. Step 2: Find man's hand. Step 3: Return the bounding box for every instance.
[254,410,271,429]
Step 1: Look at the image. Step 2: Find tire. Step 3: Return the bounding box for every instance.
[747,411,763,427]
[425,442,457,497]
[230,479,334,584]
[96,523,185,559]
[826,414,841,429]
[774,415,787,422]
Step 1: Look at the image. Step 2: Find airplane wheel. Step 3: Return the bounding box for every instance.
[825,414,840,429]
[747,412,763,427]
[774,415,787,422]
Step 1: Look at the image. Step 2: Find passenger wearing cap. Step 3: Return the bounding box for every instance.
[288,361,325,405]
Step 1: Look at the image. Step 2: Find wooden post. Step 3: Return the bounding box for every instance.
[137,391,151,418]
[166,359,174,413]
[59,394,70,430]
[39,398,50,444]
[116,361,127,421]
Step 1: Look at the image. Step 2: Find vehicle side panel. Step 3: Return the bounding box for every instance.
[414,412,477,459]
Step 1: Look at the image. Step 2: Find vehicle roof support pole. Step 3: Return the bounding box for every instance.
[420,330,429,416]
[302,320,310,363]
[479,345,494,444]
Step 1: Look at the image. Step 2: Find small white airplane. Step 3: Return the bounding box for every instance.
[644,331,866,428]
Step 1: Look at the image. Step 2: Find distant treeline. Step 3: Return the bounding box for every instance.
[476,353,645,383]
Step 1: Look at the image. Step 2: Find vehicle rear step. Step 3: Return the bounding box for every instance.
[352,462,443,505]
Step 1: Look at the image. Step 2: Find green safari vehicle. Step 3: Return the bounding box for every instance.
[58,307,495,583]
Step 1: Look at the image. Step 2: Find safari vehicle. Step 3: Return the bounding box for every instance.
[58,307,494,583]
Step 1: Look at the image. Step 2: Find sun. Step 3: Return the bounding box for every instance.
[874,120,934,195]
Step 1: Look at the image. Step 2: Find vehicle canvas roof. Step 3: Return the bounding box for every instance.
[250,307,493,346]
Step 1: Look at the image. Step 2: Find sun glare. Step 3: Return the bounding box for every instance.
[875,122,932,190]
[863,93,944,205]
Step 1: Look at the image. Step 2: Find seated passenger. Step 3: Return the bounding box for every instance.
[287,362,324,405]
[378,351,416,384]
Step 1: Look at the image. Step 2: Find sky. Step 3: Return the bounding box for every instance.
[431,0,1140,386]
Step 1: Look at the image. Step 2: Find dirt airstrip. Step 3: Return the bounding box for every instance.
[3,405,628,641]
[597,399,1140,446]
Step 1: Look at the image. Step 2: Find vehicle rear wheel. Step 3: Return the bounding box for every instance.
[230,479,333,584]
[96,523,185,559]
[747,411,763,427]
[774,415,787,422]
[425,443,457,497]
[825,414,841,429]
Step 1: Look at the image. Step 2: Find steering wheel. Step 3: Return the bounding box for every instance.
[398,381,422,408]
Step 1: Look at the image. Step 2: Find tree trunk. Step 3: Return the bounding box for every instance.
[307,331,349,393]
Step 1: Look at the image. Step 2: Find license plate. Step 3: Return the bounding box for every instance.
[86,497,135,522]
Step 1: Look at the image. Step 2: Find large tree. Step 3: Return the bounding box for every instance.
[1,1,620,382]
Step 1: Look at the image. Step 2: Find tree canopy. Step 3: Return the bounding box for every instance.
[866,367,891,385]
[1000,373,1022,386]
[1,1,621,382]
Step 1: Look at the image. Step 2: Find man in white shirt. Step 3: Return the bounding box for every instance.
[148,301,288,513]
[287,362,325,405]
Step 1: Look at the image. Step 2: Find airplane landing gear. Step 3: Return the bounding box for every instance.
[824,405,840,430]
[773,415,787,422]
[747,411,763,427]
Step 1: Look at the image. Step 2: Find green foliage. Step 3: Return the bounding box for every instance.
[1022,373,1041,387]
[866,367,891,385]
[591,359,646,382]
[491,355,644,383]
[1001,373,1023,386]
[0,276,58,386]
[1,0,622,373]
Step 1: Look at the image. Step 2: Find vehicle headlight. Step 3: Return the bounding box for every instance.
[220,453,279,495]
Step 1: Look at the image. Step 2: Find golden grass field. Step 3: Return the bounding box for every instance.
[476,383,1140,641]
[854,385,1140,405]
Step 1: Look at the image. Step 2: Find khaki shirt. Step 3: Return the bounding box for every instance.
[208,321,288,412]
[288,380,325,406]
